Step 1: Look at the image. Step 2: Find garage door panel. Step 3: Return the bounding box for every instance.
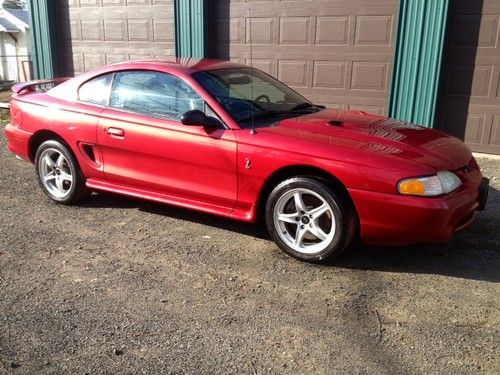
[351,62,389,91]
[81,20,104,41]
[315,16,349,45]
[82,53,105,72]
[447,65,493,98]
[218,1,395,15]
[212,0,398,114]
[495,72,500,98]
[354,15,393,46]
[243,58,276,75]
[295,90,387,110]
[56,1,174,76]
[220,45,395,57]
[438,0,500,154]
[450,14,498,48]
[464,114,489,145]
[313,61,347,88]
[490,117,500,146]
[279,17,311,45]
[104,54,128,64]
[277,60,309,87]
[103,20,127,41]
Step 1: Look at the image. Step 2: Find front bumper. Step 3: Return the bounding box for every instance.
[4,123,32,162]
[349,169,487,246]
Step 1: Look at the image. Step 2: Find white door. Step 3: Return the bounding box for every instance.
[3,36,17,81]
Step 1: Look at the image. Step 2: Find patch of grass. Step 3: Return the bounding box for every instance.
[0,110,10,125]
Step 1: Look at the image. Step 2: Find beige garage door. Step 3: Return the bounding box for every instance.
[437,0,500,155]
[212,0,398,115]
[55,0,174,76]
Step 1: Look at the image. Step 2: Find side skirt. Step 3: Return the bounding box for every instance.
[85,178,254,222]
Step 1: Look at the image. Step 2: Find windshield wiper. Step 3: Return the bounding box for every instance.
[237,103,326,123]
[289,102,326,111]
[237,110,284,123]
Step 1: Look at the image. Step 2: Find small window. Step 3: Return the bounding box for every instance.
[109,71,204,121]
[79,74,113,106]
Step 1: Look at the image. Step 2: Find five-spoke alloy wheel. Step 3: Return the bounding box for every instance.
[35,140,89,204]
[266,177,354,262]
[38,148,74,199]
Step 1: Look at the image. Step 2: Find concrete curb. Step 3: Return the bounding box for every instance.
[473,152,500,161]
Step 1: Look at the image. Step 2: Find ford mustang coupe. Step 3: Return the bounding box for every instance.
[4,60,489,262]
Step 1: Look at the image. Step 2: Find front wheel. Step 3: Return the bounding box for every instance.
[265,177,354,262]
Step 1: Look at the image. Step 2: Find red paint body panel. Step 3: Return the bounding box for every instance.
[3,59,485,246]
[9,95,106,179]
[96,108,237,209]
[4,123,31,161]
[349,167,482,245]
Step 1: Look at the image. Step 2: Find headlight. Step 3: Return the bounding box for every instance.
[398,171,462,196]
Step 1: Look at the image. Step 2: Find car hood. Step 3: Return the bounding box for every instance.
[259,109,472,172]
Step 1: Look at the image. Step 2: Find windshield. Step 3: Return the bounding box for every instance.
[192,68,324,128]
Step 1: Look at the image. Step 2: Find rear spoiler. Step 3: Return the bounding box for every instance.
[12,78,70,95]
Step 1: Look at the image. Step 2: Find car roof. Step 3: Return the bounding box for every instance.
[47,58,249,101]
[105,58,247,74]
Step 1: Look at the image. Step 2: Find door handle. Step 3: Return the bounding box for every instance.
[107,127,124,137]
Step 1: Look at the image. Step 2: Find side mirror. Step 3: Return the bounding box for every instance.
[181,110,221,128]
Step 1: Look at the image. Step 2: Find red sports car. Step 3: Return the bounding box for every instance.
[4,60,489,262]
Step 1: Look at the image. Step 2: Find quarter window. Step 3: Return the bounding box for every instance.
[79,74,113,106]
[109,71,204,121]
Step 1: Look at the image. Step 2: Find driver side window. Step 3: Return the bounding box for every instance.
[109,71,204,121]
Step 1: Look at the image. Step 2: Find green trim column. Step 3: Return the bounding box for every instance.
[28,0,58,79]
[174,0,209,58]
[389,0,450,128]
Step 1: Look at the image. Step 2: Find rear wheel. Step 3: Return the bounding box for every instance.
[265,177,354,262]
[35,140,90,204]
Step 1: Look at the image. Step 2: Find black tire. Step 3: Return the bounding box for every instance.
[265,176,355,262]
[34,140,90,204]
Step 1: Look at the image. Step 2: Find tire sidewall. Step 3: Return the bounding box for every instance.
[265,177,347,262]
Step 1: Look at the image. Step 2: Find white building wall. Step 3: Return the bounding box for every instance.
[0,8,31,81]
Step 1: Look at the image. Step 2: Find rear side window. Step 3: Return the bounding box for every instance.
[79,74,113,106]
[109,71,204,121]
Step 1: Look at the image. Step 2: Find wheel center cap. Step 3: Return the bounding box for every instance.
[301,216,310,224]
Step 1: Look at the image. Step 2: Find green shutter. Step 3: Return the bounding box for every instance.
[174,0,209,58]
[28,0,58,79]
[389,0,450,128]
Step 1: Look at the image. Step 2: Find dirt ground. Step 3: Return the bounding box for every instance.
[0,119,499,374]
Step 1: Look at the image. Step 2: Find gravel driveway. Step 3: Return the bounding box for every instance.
[0,118,499,374]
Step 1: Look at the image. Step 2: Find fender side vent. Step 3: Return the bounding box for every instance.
[82,144,96,163]
[328,120,344,126]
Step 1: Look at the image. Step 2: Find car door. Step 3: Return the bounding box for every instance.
[96,70,237,211]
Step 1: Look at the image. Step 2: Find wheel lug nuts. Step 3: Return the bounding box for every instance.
[300,225,304,229]
[309,223,312,227]
[295,217,300,221]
